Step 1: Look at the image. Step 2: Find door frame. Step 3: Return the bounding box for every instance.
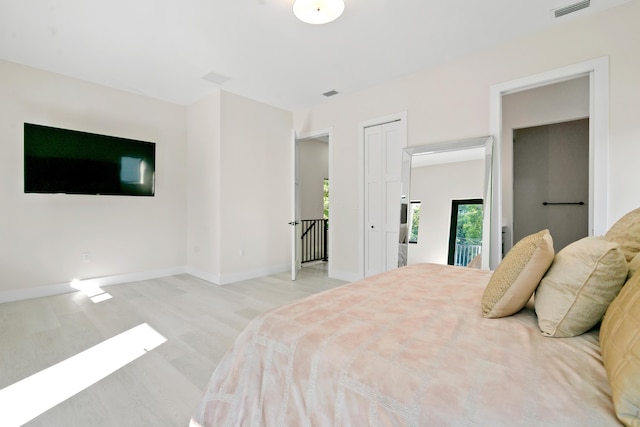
[358,111,408,278]
[294,127,334,278]
[489,57,609,269]
[291,131,300,280]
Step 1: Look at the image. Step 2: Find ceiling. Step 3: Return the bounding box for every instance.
[0,0,631,111]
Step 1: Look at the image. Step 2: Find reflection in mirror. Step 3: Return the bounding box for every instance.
[447,198,484,266]
[398,136,493,270]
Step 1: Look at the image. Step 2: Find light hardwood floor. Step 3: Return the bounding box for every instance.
[0,263,346,426]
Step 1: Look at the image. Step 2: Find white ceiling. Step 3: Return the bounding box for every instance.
[0,0,631,111]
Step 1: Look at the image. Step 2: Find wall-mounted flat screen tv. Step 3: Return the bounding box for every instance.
[24,123,156,196]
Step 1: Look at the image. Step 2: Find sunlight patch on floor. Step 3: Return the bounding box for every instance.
[0,323,166,426]
[71,278,113,304]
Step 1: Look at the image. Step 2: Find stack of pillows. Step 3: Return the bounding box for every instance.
[481,207,640,427]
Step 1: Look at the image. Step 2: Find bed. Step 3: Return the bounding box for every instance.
[190,209,640,427]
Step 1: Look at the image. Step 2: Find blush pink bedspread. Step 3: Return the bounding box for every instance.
[190,263,620,426]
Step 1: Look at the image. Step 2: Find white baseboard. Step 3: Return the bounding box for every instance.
[0,282,74,305]
[185,267,221,285]
[0,267,188,304]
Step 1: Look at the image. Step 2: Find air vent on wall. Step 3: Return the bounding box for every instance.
[323,90,339,97]
[554,0,590,18]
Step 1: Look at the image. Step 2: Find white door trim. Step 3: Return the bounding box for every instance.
[291,130,300,280]
[489,57,609,269]
[358,111,408,279]
[295,127,334,278]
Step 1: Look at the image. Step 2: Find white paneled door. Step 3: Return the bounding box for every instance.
[364,120,405,277]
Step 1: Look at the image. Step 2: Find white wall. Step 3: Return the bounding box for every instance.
[0,59,293,298]
[293,1,640,280]
[218,91,293,282]
[407,160,485,265]
[187,90,221,280]
[0,60,188,296]
[501,77,590,252]
[300,139,328,220]
[186,91,293,284]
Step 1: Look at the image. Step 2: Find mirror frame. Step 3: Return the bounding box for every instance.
[398,136,494,270]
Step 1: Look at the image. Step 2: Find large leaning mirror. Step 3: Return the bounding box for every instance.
[398,136,493,270]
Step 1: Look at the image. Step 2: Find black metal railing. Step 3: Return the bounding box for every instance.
[301,219,328,263]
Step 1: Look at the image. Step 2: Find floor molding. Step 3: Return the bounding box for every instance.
[185,267,221,285]
[0,266,188,304]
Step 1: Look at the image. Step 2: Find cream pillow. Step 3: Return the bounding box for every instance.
[600,271,640,427]
[535,236,628,337]
[605,207,640,262]
[481,229,554,318]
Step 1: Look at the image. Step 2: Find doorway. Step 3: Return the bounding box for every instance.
[513,119,589,251]
[291,130,332,280]
[299,138,329,264]
[490,57,609,268]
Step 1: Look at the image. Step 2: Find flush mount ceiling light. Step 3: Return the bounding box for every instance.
[293,0,345,25]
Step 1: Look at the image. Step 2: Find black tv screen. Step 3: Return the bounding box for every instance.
[24,123,155,196]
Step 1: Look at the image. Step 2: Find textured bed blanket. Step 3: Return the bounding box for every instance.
[190,263,620,426]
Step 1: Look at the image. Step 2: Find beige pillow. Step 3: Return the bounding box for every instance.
[628,252,640,280]
[605,207,640,262]
[600,271,640,427]
[481,229,554,318]
[535,236,628,337]
[467,253,482,269]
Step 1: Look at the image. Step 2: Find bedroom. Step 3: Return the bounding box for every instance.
[1,0,640,425]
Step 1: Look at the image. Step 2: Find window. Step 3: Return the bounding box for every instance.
[323,178,329,220]
[409,201,421,244]
[448,199,483,266]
